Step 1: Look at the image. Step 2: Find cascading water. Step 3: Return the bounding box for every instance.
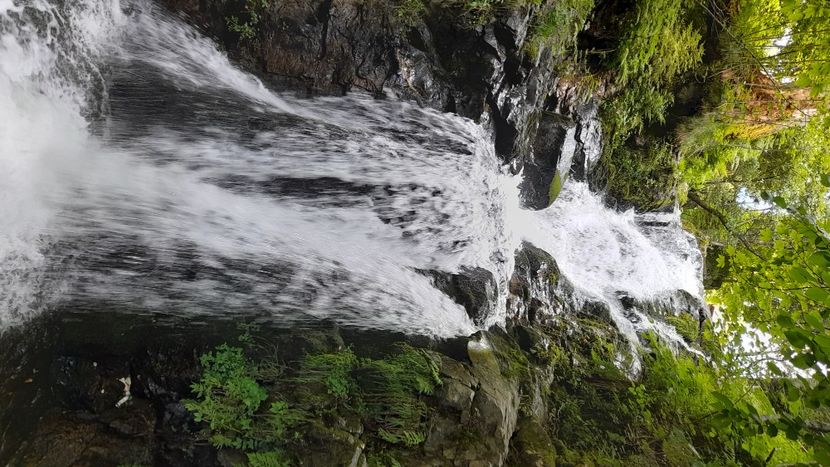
[1,0,703,345]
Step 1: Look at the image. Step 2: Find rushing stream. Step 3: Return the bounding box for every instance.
[1,0,702,343]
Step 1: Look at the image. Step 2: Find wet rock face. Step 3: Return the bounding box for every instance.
[255,0,398,96]
[616,289,707,322]
[7,349,212,467]
[425,267,499,326]
[418,332,520,467]
[507,417,557,466]
[507,242,572,322]
[518,112,576,209]
[159,0,597,210]
[10,409,157,467]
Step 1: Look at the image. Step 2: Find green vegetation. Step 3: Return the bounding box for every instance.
[185,339,441,462]
[183,315,828,465]
[711,205,830,463]
[526,0,595,59]
[540,323,814,466]
[603,142,677,211]
[559,0,830,462]
[227,0,270,40]
[393,0,593,42]
[563,0,706,210]
[184,344,296,450]
[601,0,704,151]
[547,170,563,206]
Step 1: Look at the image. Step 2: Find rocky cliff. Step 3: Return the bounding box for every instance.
[158,0,602,210]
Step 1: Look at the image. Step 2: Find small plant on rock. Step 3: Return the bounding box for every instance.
[184,344,300,450]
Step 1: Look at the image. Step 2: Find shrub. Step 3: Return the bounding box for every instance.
[526,0,595,59]
[186,341,442,462]
[600,0,704,161]
[295,348,358,405]
[354,344,441,445]
[226,0,270,40]
[603,141,676,211]
[184,344,300,450]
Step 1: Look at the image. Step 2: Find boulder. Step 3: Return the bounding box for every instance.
[425,267,498,326]
[518,112,577,209]
[507,417,557,467]
[507,242,571,322]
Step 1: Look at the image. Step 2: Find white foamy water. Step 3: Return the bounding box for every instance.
[1,0,703,343]
[506,179,703,350]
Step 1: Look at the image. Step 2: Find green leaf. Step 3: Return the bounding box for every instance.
[821,174,830,188]
[788,267,814,283]
[806,287,830,303]
[786,383,801,402]
[792,352,816,369]
[813,334,830,359]
[808,252,830,268]
[805,312,825,330]
[816,444,830,466]
[548,171,564,206]
[712,392,734,410]
[784,329,811,348]
[777,314,795,327]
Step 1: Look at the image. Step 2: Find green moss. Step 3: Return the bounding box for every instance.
[393,0,427,26]
[547,170,563,207]
[367,452,403,467]
[226,0,271,40]
[509,418,557,466]
[486,332,531,381]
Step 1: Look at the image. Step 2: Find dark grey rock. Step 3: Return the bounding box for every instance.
[425,267,498,326]
[507,241,571,322]
[518,112,576,209]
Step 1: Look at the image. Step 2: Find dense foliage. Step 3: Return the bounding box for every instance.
[184,337,442,463]
[580,0,830,463]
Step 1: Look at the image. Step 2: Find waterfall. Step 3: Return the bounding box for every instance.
[0,0,703,343]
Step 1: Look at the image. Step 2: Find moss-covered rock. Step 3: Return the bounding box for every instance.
[507,417,557,467]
